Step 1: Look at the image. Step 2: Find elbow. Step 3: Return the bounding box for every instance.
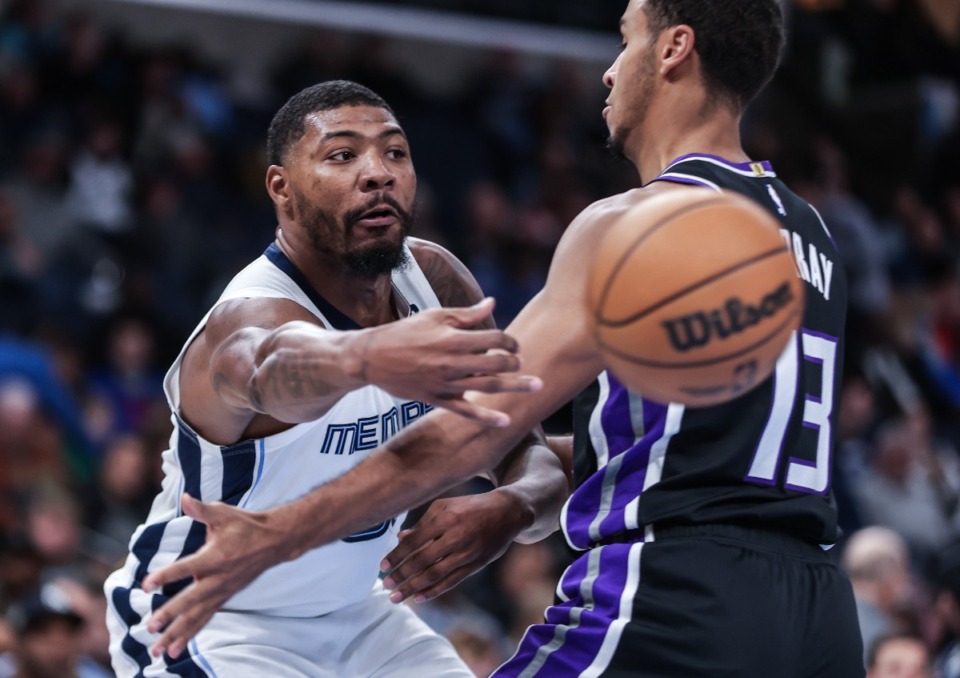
[246,329,289,413]
[246,356,273,413]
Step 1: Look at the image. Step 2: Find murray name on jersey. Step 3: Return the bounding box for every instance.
[779,228,835,301]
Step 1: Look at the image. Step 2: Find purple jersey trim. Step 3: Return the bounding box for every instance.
[563,377,669,550]
[646,175,717,189]
[664,153,775,174]
[493,544,641,677]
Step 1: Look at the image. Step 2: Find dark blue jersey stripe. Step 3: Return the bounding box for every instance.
[131,523,166,584]
[221,439,257,507]
[176,422,203,502]
[165,650,210,677]
[111,586,152,674]
[264,242,362,330]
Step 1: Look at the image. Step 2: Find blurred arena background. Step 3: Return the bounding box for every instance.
[0,0,957,675]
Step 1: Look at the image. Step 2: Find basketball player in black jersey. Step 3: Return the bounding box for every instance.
[144,1,865,674]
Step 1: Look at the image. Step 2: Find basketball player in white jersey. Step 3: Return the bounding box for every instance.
[103,80,569,677]
[144,1,864,675]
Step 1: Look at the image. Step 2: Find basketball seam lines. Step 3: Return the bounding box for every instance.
[597,197,733,315]
[598,245,790,328]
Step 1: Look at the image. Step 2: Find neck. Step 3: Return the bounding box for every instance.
[627,95,749,185]
[275,225,397,327]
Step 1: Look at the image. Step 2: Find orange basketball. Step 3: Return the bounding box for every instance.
[588,188,804,407]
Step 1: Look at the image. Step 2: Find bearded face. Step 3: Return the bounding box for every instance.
[278,105,419,280]
[295,188,414,279]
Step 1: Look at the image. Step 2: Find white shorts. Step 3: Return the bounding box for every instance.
[106,583,473,678]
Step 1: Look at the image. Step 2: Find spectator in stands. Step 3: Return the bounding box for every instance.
[0,581,110,678]
[866,633,932,678]
[843,526,925,660]
[0,534,41,611]
[82,433,154,564]
[853,417,960,565]
[86,316,164,437]
[933,539,960,678]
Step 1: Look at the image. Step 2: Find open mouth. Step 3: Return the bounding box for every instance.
[355,205,400,227]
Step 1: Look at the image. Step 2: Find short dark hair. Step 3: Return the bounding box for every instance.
[644,0,784,108]
[266,80,395,166]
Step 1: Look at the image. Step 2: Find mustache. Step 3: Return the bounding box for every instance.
[343,194,412,227]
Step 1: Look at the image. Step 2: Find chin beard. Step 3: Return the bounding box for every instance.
[299,191,416,280]
[606,134,628,161]
[342,195,415,279]
[344,240,412,280]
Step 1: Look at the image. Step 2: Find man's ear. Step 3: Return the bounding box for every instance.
[266,166,291,214]
[659,24,696,77]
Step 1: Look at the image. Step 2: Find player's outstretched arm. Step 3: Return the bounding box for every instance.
[192,295,542,440]
[374,239,572,603]
[142,196,628,659]
[379,432,571,604]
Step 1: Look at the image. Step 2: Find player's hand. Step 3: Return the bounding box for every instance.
[141,494,290,660]
[362,298,542,427]
[380,491,527,603]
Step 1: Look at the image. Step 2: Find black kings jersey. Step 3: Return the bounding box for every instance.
[562,154,848,550]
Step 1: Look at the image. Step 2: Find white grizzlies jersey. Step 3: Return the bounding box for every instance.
[106,242,442,624]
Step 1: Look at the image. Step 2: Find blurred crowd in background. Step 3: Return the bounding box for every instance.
[0,0,957,675]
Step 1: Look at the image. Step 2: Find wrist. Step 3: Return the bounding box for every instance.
[341,329,374,390]
[492,485,536,539]
[265,504,308,563]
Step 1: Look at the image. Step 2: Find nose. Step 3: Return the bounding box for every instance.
[360,154,395,192]
[603,57,619,90]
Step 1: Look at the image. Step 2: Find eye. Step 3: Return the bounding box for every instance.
[386,148,408,160]
[329,150,355,162]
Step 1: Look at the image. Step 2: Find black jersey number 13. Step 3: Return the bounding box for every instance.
[745,329,838,495]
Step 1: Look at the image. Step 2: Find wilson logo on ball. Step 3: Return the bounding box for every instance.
[587,188,805,406]
[661,281,795,353]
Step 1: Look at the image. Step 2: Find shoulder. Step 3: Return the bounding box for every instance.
[407,238,467,280]
[564,184,686,238]
[207,296,319,331]
[202,296,323,350]
[408,237,464,275]
[552,186,678,267]
[407,237,486,311]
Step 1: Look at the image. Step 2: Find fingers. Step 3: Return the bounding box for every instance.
[441,343,522,375]
[180,493,208,523]
[147,581,224,659]
[382,499,453,572]
[387,563,477,604]
[142,551,207,594]
[433,396,510,428]
[444,297,497,330]
[142,495,223,593]
[383,526,469,601]
[382,534,433,574]
[450,375,543,394]
[450,328,520,356]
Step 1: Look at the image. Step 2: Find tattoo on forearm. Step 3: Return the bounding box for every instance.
[279,360,305,398]
[259,355,341,406]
